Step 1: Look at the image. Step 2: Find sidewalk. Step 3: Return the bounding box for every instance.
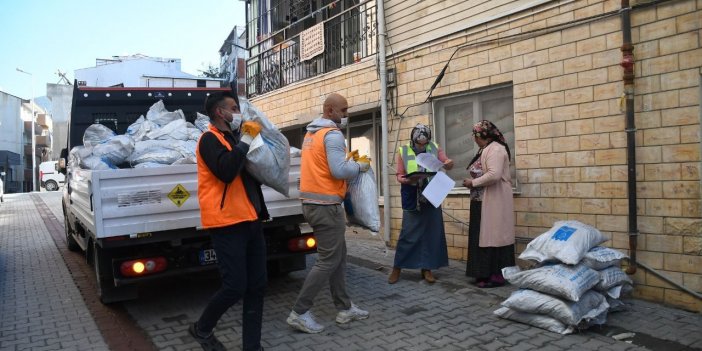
[0,192,108,351]
[344,227,702,351]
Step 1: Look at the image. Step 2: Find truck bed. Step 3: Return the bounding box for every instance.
[70,157,302,238]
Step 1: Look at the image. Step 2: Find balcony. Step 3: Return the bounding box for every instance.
[36,114,49,128]
[246,1,377,97]
[35,135,49,147]
[23,121,43,135]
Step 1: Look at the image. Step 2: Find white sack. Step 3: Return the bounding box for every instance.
[83,124,116,148]
[146,118,189,141]
[494,307,574,335]
[606,297,628,312]
[126,115,158,142]
[502,264,600,302]
[240,98,291,197]
[345,167,381,233]
[145,100,185,126]
[582,246,628,270]
[68,146,93,169]
[519,220,607,265]
[81,156,114,170]
[92,135,135,166]
[501,289,609,326]
[194,112,210,132]
[134,162,169,169]
[596,266,633,291]
[128,139,190,166]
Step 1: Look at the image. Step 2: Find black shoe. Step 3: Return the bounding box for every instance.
[188,322,226,351]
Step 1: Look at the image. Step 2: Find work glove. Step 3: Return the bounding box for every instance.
[241,121,262,138]
[357,155,371,172]
[346,149,360,161]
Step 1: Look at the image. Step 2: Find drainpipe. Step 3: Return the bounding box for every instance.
[377,0,391,242]
[620,0,638,275]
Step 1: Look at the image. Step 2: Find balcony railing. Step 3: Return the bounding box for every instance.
[246,1,377,97]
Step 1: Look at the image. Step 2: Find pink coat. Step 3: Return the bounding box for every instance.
[471,142,515,247]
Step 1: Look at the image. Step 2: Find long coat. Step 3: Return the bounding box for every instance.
[471,141,515,247]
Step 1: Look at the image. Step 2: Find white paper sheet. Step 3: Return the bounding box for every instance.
[421,171,454,208]
[416,153,444,172]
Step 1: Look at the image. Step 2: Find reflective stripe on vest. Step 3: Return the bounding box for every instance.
[399,142,437,173]
[299,127,347,203]
[196,125,258,229]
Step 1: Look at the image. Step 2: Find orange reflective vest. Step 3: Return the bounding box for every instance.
[196,125,258,229]
[300,127,347,203]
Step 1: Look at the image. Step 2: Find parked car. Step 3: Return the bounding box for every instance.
[40,160,65,191]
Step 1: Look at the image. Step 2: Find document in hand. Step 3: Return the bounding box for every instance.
[421,171,454,208]
[415,153,445,172]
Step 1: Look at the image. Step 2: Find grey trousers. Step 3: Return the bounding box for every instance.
[292,203,352,314]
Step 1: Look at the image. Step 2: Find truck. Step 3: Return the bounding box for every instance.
[59,84,316,303]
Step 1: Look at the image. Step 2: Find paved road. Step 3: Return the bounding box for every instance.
[1,191,701,351]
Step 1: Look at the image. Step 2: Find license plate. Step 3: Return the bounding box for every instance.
[199,249,218,265]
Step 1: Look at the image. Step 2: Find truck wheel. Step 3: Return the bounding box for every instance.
[64,219,80,252]
[45,180,58,191]
[92,241,137,303]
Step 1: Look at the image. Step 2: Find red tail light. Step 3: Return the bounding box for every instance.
[119,257,168,277]
[287,235,317,252]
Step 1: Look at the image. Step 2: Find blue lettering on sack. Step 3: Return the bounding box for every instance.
[551,226,577,241]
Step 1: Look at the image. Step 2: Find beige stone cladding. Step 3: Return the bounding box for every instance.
[400,0,701,312]
[249,0,701,311]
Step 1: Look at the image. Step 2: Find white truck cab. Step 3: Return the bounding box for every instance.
[40,160,65,191]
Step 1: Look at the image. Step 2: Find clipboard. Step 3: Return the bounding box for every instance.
[401,171,437,180]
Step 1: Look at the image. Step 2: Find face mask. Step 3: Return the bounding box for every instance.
[229,113,243,130]
[337,117,348,129]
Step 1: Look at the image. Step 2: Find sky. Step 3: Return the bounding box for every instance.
[0,0,245,100]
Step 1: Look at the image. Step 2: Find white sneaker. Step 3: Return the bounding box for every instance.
[336,303,369,324]
[287,310,324,334]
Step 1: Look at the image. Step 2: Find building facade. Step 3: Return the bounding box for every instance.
[245,0,702,311]
[74,54,222,88]
[220,26,249,95]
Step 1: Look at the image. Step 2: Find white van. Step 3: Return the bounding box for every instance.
[40,161,65,191]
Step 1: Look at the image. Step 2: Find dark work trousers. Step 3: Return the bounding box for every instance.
[197,220,267,351]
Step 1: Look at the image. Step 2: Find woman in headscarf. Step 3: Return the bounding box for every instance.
[462,120,515,288]
[389,124,454,284]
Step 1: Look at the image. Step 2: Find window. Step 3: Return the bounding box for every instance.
[432,85,515,189]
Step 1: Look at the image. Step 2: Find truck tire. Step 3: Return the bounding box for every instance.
[92,241,137,303]
[64,218,80,252]
[45,180,58,192]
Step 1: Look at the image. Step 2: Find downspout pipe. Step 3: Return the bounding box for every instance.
[377,0,391,243]
[621,0,638,275]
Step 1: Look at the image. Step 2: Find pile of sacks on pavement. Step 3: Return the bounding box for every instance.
[69,98,292,197]
[494,220,632,334]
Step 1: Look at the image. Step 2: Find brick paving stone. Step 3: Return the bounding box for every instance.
[5,192,700,351]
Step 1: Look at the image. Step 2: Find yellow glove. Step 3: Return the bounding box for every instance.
[346,149,359,161]
[241,121,262,137]
[357,155,371,172]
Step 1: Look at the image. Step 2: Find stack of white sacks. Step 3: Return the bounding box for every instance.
[69,100,204,171]
[69,98,292,197]
[494,220,632,334]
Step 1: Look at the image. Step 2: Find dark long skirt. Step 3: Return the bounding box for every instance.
[393,205,449,269]
[465,200,515,279]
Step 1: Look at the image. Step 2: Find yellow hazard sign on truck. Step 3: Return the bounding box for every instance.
[168,184,190,207]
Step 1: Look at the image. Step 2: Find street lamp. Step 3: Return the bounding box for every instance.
[16,67,36,192]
